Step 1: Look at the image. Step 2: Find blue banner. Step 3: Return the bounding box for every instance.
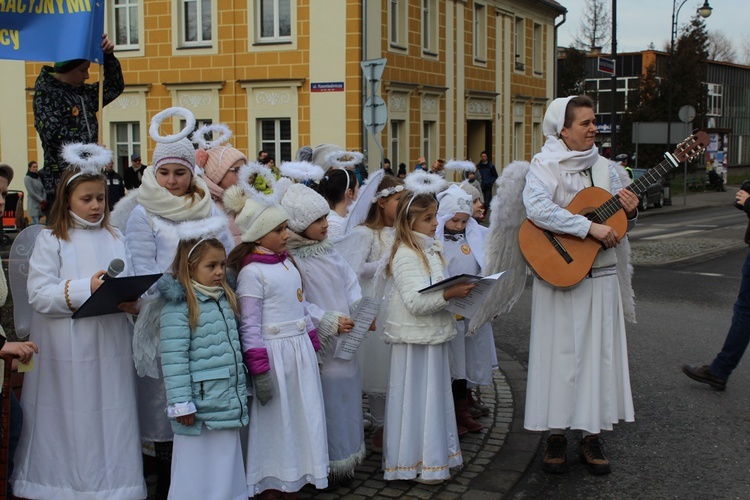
[0,1,104,64]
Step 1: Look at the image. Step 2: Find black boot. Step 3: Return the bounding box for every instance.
[154,441,173,500]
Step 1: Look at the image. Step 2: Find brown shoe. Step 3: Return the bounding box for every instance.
[456,424,468,437]
[455,398,483,433]
[542,434,567,473]
[579,435,611,475]
[468,388,490,417]
[682,364,727,391]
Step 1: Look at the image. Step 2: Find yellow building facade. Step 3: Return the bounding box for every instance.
[1,0,564,194]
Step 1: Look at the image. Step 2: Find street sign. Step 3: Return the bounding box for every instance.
[363,95,387,136]
[598,57,615,75]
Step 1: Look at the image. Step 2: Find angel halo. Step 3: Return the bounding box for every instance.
[61,143,113,185]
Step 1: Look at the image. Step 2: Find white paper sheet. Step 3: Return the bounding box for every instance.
[334,296,382,360]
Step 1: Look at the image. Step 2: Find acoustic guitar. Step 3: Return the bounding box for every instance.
[518,131,709,289]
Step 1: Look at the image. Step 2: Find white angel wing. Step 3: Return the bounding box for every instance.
[343,169,385,235]
[332,226,370,276]
[132,294,166,378]
[467,161,531,334]
[109,189,141,232]
[8,225,44,338]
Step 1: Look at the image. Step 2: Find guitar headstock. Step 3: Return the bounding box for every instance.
[673,131,710,163]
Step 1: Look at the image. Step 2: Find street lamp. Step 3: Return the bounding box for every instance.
[664,0,712,205]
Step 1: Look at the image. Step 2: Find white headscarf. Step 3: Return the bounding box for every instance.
[531,96,600,206]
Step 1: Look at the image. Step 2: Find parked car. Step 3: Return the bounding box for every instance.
[630,168,664,210]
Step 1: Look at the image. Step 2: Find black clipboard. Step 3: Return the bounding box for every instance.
[418,273,483,293]
[72,273,162,319]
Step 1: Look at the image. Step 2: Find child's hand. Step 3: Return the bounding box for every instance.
[117,300,140,315]
[338,317,355,334]
[1,341,39,365]
[90,270,106,293]
[443,282,476,300]
[369,318,377,331]
[176,413,195,426]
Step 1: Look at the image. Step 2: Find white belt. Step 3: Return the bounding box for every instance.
[588,265,617,279]
[262,318,307,339]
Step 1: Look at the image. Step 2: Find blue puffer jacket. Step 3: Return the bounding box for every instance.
[159,275,249,435]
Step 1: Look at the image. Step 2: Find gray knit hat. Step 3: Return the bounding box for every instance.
[152,137,196,173]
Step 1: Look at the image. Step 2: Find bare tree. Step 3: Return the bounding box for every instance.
[708,31,737,63]
[573,0,611,52]
[740,35,750,65]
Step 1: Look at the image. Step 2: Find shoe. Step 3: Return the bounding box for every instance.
[457,424,469,437]
[455,398,483,433]
[412,477,445,485]
[682,364,726,391]
[542,434,568,474]
[579,435,611,475]
[468,388,490,417]
[371,427,383,453]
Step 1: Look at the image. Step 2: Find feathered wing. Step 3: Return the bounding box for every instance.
[612,162,637,323]
[467,161,531,334]
[109,189,141,233]
[343,169,385,235]
[8,225,44,338]
[133,292,167,378]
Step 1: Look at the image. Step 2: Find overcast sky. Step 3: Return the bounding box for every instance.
[556,0,748,60]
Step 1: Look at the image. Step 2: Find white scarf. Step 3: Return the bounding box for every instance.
[530,136,601,207]
[191,280,223,301]
[137,165,213,222]
[69,211,104,229]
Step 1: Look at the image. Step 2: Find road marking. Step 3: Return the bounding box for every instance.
[687,224,719,228]
[642,229,703,240]
[674,271,726,278]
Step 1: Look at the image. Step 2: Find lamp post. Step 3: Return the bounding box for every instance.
[664,0,712,205]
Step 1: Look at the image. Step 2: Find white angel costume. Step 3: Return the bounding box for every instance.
[12,225,146,499]
[522,97,635,434]
[287,233,366,481]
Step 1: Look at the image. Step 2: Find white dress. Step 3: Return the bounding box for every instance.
[290,239,366,481]
[327,210,347,240]
[523,160,635,434]
[443,234,498,386]
[12,228,146,499]
[239,259,329,495]
[355,226,395,394]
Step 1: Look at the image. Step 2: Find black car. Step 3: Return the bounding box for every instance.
[630,168,664,210]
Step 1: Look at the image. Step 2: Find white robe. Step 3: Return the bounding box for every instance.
[291,241,366,481]
[12,228,146,500]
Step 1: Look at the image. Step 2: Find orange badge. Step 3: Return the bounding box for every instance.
[71,106,79,117]
[297,288,303,302]
[461,244,471,255]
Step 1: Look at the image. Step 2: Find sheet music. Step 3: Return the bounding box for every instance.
[334,296,382,361]
[444,271,506,318]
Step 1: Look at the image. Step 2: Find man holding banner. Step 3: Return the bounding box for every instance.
[33,34,124,206]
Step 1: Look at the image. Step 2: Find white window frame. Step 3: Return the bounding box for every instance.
[390,120,402,169]
[248,0,297,51]
[258,118,293,163]
[422,0,438,56]
[112,121,141,175]
[389,0,408,51]
[110,0,140,52]
[513,121,525,161]
[173,0,217,53]
[515,17,525,72]
[533,22,543,75]
[473,2,487,64]
[256,0,292,43]
[707,83,722,117]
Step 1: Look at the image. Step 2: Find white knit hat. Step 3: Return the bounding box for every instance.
[152,137,196,173]
[223,185,288,243]
[281,183,330,234]
[437,184,473,217]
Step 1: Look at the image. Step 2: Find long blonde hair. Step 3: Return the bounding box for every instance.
[48,168,116,241]
[386,193,439,276]
[170,238,238,331]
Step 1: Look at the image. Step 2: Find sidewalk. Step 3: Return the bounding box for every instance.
[291,187,743,499]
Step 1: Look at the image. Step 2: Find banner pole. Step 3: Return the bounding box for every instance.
[98,70,104,145]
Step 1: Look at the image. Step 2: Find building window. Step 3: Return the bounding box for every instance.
[112,0,139,50]
[259,119,292,162]
[180,0,211,46]
[113,122,141,174]
[390,120,401,168]
[532,122,541,156]
[258,0,291,41]
[474,3,487,62]
[707,83,722,117]
[422,0,437,55]
[586,77,638,116]
[533,23,543,74]
[423,121,435,162]
[389,0,407,50]
[515,17,525,71]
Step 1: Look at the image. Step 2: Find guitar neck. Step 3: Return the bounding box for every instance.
[590,153,679,223]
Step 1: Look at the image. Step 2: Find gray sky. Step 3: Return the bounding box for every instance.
[556,0,748,60]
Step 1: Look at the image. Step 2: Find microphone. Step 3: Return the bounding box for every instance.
[102,259,125,281]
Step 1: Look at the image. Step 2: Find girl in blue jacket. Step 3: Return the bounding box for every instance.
[159,237,248,500]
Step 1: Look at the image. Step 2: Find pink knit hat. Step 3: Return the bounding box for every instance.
[197,145,247,185]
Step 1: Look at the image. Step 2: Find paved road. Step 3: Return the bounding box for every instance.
[502,205,750,499]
